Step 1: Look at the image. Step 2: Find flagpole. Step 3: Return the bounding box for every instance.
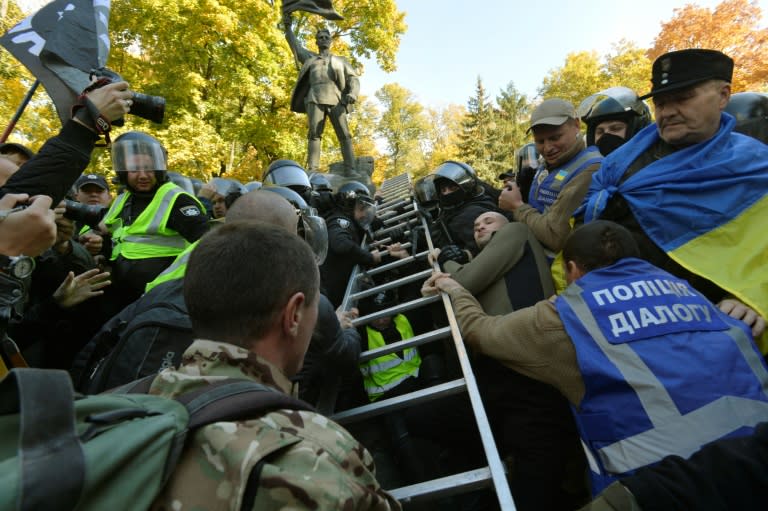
[0,79,40,143]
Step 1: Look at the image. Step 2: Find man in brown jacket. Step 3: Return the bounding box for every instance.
[499,99,603,253]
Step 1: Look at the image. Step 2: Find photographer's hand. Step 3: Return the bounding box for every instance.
[73,80,133,132]
[0,194,56,256]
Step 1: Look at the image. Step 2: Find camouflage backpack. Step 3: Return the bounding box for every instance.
[0,368,313,511]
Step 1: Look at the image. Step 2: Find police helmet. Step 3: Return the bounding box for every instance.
[413,175,439,211]
[725,92,768,144]
[244,181,262,192]
[166,172,194,195]
[262,186,328,264]
[578,87,651,147]
[335,181,376,229]
[210,177,247,197]
[263,159,312,202]
[309,172,333,192]
[111,131,168,186]
[432,161,480,209]
[189,177,203,196]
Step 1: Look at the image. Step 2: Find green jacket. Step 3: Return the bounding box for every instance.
[149,339,401,511]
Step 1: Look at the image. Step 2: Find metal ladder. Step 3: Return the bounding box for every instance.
[333,173,517,509]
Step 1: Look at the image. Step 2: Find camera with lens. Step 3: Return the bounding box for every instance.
[62,199,107,229]
[90,68,166,124]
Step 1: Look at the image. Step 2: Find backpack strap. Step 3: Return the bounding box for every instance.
[1,368,86,511]
[174,379,315,428]
[171,380,316,511]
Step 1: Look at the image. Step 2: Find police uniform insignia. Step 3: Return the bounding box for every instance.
[180,205,201,217]
[337,218,350,229]
[535,169,549,185]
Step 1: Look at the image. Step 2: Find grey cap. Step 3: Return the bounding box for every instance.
[528,99,577,133]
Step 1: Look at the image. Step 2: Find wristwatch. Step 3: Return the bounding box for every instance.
[0,255,35,280]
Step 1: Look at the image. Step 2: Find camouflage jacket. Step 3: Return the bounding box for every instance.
[149,339,401,511]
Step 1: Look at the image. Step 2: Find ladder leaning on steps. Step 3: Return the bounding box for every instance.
[331,173,517,509]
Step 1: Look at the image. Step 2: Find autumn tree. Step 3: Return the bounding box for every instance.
[419,103,465,179]
[493,82,531,172]
[457,77,499,182]
[103,0,405,180]
[538,43,652,121]
[538,51,604,107]
[649,0,768,92]
[374,82,429,182]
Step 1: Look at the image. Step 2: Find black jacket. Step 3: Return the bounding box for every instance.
[294,293,361,408]
[0,120,99,203]
[432,193,506,253]
[320,210,375,307]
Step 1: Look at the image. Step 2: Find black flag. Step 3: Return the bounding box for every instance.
[0,0,111,125]
[282,0,343,21]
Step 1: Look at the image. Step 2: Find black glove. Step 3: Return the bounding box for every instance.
[437,244,469,266]
[388,226,406,243]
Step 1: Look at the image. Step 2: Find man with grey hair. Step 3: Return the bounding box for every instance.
[580,49,768,347]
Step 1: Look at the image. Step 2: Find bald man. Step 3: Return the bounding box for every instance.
[77,190,361,406]
[427,214,588,510]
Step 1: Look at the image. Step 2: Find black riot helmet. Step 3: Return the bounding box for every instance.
[263,159,312,202]
[413,174,439,212]
[578,87,652,150]
[262,186,329,265]
[111,131,168,186]
[515,143,540,203]
[308,172,334,216]
[309,172,333,192]
[725,92,768,144]
[335,181,376,229]
[432,160,481,209]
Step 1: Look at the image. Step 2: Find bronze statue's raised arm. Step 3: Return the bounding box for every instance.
[282,14,311,66]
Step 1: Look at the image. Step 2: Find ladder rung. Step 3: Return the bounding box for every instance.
[371,229,415,247]
[389,467,495,502]
[352,294,440,327]
[362,250,429,276]
[358,326,451,363]
[350,269,432,301]
[373,219,418,239]
[379,242,412,258]
[378,199,410,213]
[381,190,410,200]
[331,378,466,424]
[383,208,420,225]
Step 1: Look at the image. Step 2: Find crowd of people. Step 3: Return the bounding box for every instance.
[1,48,767,510]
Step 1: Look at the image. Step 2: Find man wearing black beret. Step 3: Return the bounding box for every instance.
[579,48,768,348]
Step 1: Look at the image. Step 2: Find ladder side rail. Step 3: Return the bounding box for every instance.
[417,212,517,510]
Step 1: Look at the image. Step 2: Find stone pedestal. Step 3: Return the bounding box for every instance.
[327,156,375,194]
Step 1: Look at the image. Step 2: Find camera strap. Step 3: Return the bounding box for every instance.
[72,78,114,145]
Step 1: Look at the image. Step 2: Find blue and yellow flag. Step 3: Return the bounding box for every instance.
[580,113,768,351]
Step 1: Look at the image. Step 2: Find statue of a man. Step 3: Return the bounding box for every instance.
[283,14,360,176]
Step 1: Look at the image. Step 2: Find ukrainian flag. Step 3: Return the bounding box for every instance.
[581,113,768,352]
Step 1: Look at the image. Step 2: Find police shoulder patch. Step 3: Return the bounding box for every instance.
[336,218,350,229]
[180,205,201,217]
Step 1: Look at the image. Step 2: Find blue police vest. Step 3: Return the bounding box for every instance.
[527,146,602,213]
[555,257,768,495]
